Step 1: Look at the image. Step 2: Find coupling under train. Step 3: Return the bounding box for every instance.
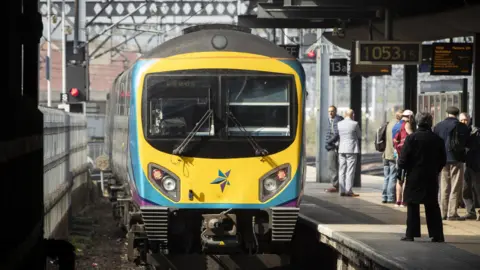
[103,24,307,262]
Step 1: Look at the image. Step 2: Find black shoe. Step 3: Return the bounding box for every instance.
[447,216,465,221]
[401,236,414,241]
[340,193,346,196]
[461,214,477,220]
[382,200,387,203]
[431,237,445,243]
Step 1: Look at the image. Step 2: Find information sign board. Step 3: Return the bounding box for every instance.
[329,58,348,76]
[430,43,473,76]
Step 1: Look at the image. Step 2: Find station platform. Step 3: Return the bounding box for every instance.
[300,166,480,270]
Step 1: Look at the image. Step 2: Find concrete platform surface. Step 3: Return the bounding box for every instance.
[301,166,480,270]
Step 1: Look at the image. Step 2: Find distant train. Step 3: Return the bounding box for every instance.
[104,24,306,262]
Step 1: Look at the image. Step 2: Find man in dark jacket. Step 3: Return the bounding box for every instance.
[433,106,470,220]
[399,112,446,242]
[460,113,480,220]
[325,105,344,193]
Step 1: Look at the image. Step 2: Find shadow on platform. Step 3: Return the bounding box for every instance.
[299,180,480,270]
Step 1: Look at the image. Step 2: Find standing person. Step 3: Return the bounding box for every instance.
[433,106,470,221]
[399,112,446,242]
[382,110,403,203]
[325,105,344,193]
[393,109,415,207]
[460,113,480,220]
[337,109,361,197]
[391,109,406,145]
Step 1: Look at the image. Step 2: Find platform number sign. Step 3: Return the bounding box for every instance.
[330,58,348,76]
[60,93,69,103]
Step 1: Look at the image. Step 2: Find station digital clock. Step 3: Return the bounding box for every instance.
[355,41,422,65]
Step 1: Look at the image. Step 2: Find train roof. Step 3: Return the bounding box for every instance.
[140,24,295,59]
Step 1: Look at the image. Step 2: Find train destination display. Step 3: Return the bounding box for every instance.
[430,43,473,76]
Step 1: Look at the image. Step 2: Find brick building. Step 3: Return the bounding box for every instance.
[38,40,139,107]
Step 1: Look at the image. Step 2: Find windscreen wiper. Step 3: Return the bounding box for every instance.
[172,109,213,155]
[226,111,269,156]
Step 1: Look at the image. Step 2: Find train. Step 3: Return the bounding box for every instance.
[103,24,306,263]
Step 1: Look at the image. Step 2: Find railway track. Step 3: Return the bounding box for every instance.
[146,253,292,270]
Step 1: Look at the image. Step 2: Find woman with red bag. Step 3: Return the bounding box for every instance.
[393,109,416,207]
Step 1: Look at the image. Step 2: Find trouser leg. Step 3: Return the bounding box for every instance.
[462,167,477,216]
[327,150,339,189]
[382,159,390,201]
[338,154,347,194]
[448,163,464,217]
[345,154,358,194]
[406,203,421,238]
[388,161,397,202]
[440,165,451,218]
[471,171,480,212]
[424,202,445,240]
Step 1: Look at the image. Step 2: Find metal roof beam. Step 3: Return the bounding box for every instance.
[85,0,114,28]
[257,4,379,20]
[238,15,340,28]
[82,1,148,47]
[284,0,388,8]
[51,3,74,27]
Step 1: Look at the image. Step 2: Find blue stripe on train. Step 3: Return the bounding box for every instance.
[280,60,307,203]
[127,59,306,208]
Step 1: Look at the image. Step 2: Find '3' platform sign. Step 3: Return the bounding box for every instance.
[329,58,348,76]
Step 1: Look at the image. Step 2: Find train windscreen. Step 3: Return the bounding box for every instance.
[144,76,216,138]
[223,76,292,137]
[143,71,295,140]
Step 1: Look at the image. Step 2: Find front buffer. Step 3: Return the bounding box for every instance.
[133,205,299,256]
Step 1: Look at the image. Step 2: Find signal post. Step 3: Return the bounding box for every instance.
[58,41,88,114]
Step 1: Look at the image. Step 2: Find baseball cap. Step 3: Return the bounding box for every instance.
[402,110,414,116]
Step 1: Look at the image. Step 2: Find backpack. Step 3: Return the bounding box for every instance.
[448,122,467,161]
[374,122,389,152]
[393,122,408,156]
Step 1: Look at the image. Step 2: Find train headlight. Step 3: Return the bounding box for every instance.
[263,178,278,192]
[148,163,181,202]
[259,164,292,202]
[162,176,176,191]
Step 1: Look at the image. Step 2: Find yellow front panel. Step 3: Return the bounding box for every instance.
[136,52,303,204]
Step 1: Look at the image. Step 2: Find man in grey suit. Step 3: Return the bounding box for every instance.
[325,105,344,193]
[337,109,361,197]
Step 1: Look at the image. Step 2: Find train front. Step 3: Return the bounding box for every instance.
[128,29,306,255]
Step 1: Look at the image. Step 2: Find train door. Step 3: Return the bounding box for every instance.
[418,79,468,126]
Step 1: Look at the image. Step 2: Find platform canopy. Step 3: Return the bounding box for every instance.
[239,0,480,49]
